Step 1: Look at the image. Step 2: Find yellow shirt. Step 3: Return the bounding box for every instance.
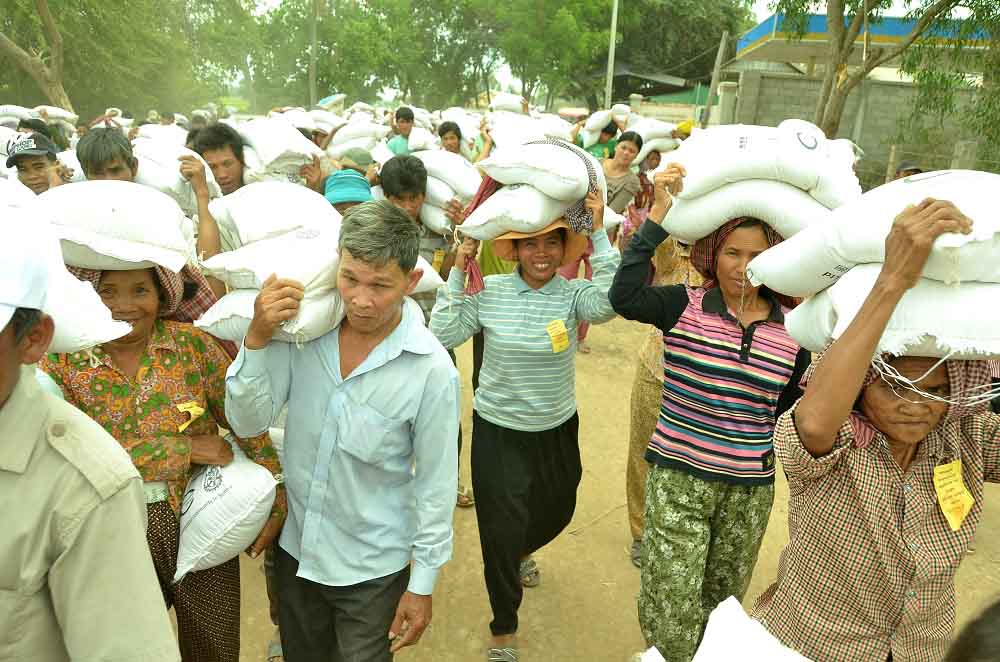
[0,367,179,662]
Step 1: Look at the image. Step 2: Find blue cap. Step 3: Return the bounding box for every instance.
[324,168,373,206]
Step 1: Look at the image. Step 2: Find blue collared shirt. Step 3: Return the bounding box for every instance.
[224,302,459,595]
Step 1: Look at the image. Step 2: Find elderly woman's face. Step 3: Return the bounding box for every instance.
[861,356,951,446]
[97,269,160,344]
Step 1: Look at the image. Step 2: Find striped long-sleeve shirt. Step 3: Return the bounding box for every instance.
[610,221,810,485]
[430,231,620,432]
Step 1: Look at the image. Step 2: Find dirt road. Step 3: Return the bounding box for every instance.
[235,317,1000,661]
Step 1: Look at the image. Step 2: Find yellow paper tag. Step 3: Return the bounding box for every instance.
[545,319,570,354]
[176,401,206,433]
[432,249,446,273]
[933,459,974,532]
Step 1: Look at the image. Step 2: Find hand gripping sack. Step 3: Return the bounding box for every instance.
[37,180,192,272]
[663,179,833,244]
[173,439,277,583]
[420,203,453,236]
[207,181,340,250]
[239,117,324,173]
[460,184,574,241]
[747,170,1000,298]
[195,289,346,344]
[413,150,483,201]
[132,140,223,216]
[785,263,1000,359]
[479,140,607,202]
[425,176,458,208]
[56,150,86,183]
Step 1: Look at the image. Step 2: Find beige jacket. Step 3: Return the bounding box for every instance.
[0,367,179,662]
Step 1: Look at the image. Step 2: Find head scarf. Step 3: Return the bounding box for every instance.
[688,217,796,308]
[801,353,993,449]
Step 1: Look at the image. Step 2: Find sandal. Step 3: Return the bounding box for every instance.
[457,485,475,508]
[488,647,518,661]
[520,556,540,588]
[630,539,642,568]
[266,636,283,662]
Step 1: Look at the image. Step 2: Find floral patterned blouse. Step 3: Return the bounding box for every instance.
[41,319,285,519]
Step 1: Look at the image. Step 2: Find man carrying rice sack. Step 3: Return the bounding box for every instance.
[225,202,460,662]
[40,264,285,662]
[752,200,1000,662]
[609,165,811,662]
[430,192,620,662]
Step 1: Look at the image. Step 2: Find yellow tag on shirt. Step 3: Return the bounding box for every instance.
[933,459,974,532]
[432,249,446,273]
[545,319,570,354]
[177,401,206,433]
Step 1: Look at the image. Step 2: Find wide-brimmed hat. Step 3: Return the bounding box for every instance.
[492,218,590,268]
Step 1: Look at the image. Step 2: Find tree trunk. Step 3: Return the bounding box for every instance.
[820,81,854,136]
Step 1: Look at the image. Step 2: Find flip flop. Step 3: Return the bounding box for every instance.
[457,485,476,508]
[488,647,518,661]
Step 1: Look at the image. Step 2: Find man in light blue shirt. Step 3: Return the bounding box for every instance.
[225,200,460,662]
[386,107,414,156]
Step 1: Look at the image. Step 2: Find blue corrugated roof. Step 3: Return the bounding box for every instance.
[737,13,988,54]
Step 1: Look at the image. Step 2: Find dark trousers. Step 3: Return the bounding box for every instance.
[472,330,485,393]
[471,411,583,635]
[274,544,409,662]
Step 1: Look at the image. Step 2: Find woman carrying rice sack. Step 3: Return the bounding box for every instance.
[40,266,285,662]
[430,193,620,662]
[558,130,642,353]
[752,200,999,662]
[609,165,811,662]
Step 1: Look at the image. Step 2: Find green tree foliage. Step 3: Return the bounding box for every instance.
[1,0,226,121]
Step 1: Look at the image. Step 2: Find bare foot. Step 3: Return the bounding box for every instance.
[490,633,517,648]
[577,341,591,354]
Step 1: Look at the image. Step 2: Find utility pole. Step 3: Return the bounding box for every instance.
[603,0,620,108]
[700,30,729,129]
[309,0,319,107]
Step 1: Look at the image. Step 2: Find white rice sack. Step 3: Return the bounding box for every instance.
[201,225,341,291]
[413,150,482,201]
[132,141,223,216]
[35,105,78,124]
[489,92,526,114]
[440,107,481,144]
[693,597,809,662]
[207,181,339,251]
[350,101,375,114]
[663,180,832,244]
[635,137,680,166]
[327,136,378,160]
[174,439,277,583]
[0,104,38,121]
[9,211,131,353]
[611,103,631,123]
[460,184,573,241]
[1,125,20,155]
[370,185,386,200]
[272,108,316,132]
[584,109,613,133]
[135,123,188,146]
[604,206,625,232]
[370,141,395,166]
[786,264,1000,359]
[0,176,37,210]
[330,121,389,146]
[348,111,376,125]
[38,180,192,272]
[420,203,452,236]
[656,122,861,209]
[310,109,347,135]
[747,170,1000,297]
[56,150,86,183]
[406,127,439,152]
[425,176,458,208]
[318,93,347,112]
[195,289,346,344]
[479,140,607,202]
[487,110,546,149]
[238,117,323,174]
[579,128,600,150]
[536,114,574,142]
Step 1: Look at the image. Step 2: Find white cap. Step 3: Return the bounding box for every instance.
[0,212,51,331]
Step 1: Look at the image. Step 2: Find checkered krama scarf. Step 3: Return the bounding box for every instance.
[688,217,795,308]
[801,354,993,449]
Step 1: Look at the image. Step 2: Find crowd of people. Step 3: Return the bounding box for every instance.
[2,99,999,662]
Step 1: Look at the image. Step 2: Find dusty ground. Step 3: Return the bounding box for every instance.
[231,317,1000,661]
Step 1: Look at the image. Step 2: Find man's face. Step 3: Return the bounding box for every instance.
[441,131,461,154]
[336,251,421,336]
[0,314,54,410]
[202,146,244,195]
[15,155,54,194]
[85,156,137,182]
[896,169,922,180]
[396,118,413,138]
[76,125,89,137]
[387,191,425,223]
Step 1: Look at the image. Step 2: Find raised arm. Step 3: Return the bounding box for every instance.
[429,238,483,350]
[793,199,973,457]
[609,164,690,329]
[573,192,620,323]
[179,155,226,298]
